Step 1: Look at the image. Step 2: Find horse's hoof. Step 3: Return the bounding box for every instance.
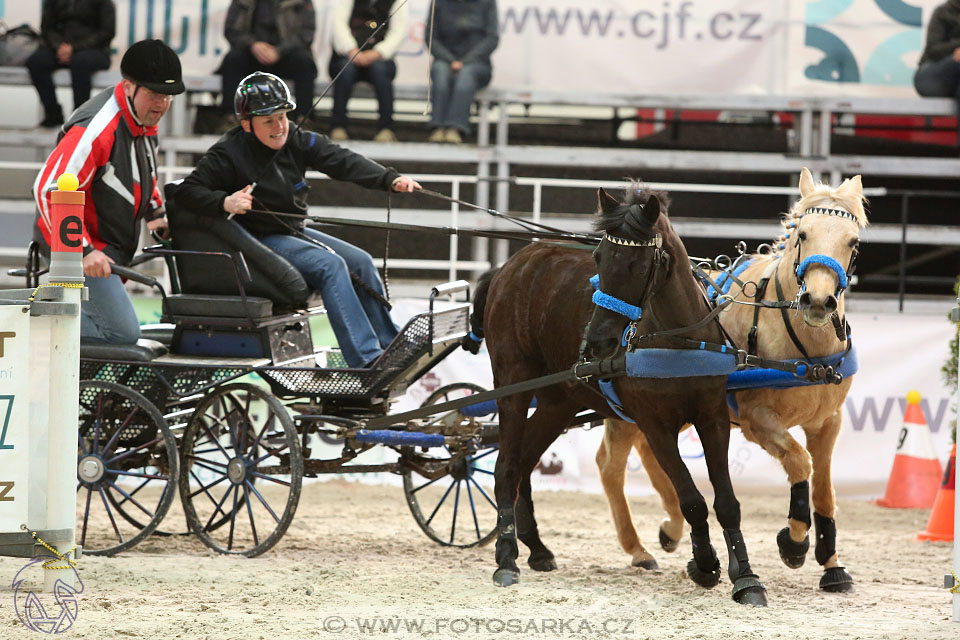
[528,555,557,572]
[686,558,721,588]
[493,568,520,587]
[659,526,680,553]
[776,526,809,569]
[731,574,767,606]
[632,557,659,571]
[819,566,854,593]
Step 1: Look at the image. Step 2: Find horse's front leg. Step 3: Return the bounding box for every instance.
[804,409,855,592]
[492,390,534,587]
[696,396,768,607]
[739,400,813,570]
[596,419,660,569]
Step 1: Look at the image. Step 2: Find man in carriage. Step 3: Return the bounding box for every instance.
[174,72,421,368]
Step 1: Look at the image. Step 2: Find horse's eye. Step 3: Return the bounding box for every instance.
[798,231,807,241]
[849,238,859,249]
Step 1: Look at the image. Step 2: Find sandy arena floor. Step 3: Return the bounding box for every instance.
[0,480,955,639]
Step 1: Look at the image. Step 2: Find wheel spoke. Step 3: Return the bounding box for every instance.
[198,418,234,461]
[186,455,229,469]
[109,469,167,481]
[248,441,289,466]
[97,485,124,544]
[245,480,281,524]
[100,405,144,457]
[227,484,240,551]
[243,483,259,547]
[411,475,443,494]
[248,412,277,459]
[104,436,163,465]
[468,476,497,510]
[470,448,499,463]
[473,468,495,476]
[202,479,238,531]
[449,481,461,544]
[80,486,93,547]
[249,471,291,487]
[188,470,230,502]
[106,480,156,518]
[425,479,457,527]
[466,479,481,540]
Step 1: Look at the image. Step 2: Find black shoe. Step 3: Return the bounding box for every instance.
[38,111,64,128]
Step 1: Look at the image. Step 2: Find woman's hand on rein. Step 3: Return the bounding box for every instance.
[223,185,254,216]
[391,176,421,193]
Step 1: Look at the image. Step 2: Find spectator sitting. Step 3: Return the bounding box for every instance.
[216,0,317,133]
[26,0,116,128]
[175,73,422,367]
[425,0,498,144]
[329,0,409,142]
[913,0,960,146]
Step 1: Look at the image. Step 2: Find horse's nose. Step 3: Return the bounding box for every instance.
[798,291,812,308]
[824,294,838,314]
[798,291,838,314]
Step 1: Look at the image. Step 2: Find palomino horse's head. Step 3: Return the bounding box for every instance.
[782,167,868,327]
[582,186,670,360]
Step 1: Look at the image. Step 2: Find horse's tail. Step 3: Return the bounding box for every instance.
[461,267,499,354]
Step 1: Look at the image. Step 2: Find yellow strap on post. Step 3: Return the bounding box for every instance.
[27,282,84,302]
[951,570,960,595]
[24,527,78,570]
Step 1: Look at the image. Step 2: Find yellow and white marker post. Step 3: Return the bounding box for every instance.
[0,172,84,591]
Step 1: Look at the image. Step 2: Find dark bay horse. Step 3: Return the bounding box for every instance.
[471,186,767,605]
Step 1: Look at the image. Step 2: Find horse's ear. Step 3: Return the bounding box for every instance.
[596,187,621,214]
[640,194,661,225]
[836,174,863,198]
[799,167,816,198]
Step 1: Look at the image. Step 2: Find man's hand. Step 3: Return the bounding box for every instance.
[57,43,73,64]
[251,41,279,65]
[82,249,113,278]
[391,176,422,193]
[451,60,464,72]
[224,185,254,216]
[147,216,170,240]
[953,47,960,62]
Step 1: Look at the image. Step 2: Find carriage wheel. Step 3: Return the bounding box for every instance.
[401,383,499,548]
[178,383,302,556]
[77,380,179,556]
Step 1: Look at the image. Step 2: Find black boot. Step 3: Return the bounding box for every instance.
[39,105,64,128]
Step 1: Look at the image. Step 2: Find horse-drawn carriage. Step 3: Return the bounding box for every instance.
[14,189,502,558]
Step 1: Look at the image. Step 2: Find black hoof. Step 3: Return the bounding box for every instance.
[732,575,768,607]
[632,557,659,571]
[659,526,680,553]
[819,566,854,593]
[776,526,810,569]
[528,555,557,572]
[686,558,721,588]
[493,568,520,587]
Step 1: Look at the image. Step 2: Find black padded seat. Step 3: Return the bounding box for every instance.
[162,293,273,319]
[79,338,168,362]
[164,181,310,308]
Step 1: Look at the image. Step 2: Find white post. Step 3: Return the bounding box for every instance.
[41,179,84,591]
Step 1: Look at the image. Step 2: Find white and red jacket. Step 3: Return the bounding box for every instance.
[32,82,165,265]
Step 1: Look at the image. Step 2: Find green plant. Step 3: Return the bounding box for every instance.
[941,276,959,443]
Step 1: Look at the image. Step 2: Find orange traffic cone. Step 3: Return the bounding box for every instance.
[877,391,942,508]
[917,444,955,541]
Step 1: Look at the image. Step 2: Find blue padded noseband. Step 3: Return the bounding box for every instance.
[796,254,848,294]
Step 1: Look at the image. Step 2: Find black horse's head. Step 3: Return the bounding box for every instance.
[583,185,670,360]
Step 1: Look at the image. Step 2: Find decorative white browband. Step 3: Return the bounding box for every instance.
[802,207,858,223]
[602,233,662,248]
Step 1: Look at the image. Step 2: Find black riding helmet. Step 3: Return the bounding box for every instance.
[120,39,185,95]
[234,72,296,120]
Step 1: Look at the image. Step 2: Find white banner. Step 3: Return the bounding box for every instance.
[0,304,31,532]
[0,1,945,98]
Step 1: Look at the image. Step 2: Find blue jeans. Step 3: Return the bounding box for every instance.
[913,56,960,140]
[328,54,396,130]
[81,274,141,344]
[260,228,398,367]
[429,61,491,134]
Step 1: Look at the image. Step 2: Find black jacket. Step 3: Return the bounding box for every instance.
[425,0,499,66]
[175,126,399,238]
[919,0,960,66]
[224,0,316,57]
[39,0,115,54]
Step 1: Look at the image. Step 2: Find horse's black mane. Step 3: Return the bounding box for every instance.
[594,182,671,239]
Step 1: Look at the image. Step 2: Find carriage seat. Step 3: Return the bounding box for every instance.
[161,293,274,320]
[163,181,310,309]
[79,338,168,362]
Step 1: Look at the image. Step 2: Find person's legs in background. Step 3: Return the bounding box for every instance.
[68,48,111,111]
[81,275,141,344]
[913,56,960,145]
[261,232,384,367]
[366,58,397,138]
[271,49,318,120]
[443,63,491,139]
[328,54,359,138]
[301,228,399,348]
[220,47,257,113]
[428,60,453,140]
[25,46,64,127]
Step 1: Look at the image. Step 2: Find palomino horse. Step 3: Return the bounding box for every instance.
[596,168,865,592]
[472,186,767,605]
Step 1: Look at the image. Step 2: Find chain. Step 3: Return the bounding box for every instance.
[28,282,83,302]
